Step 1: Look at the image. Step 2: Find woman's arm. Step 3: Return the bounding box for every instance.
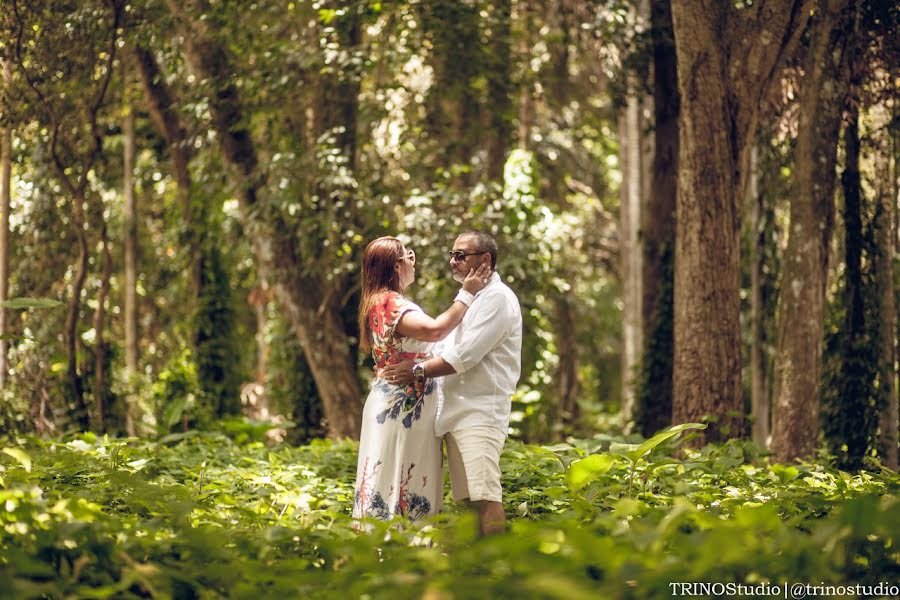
[394,263,491,342]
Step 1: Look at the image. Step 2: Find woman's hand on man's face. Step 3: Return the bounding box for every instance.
[462,262,492,295]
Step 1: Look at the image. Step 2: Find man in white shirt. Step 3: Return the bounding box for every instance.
[383,231,523,535]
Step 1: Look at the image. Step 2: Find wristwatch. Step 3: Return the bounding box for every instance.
[412,363,426,385]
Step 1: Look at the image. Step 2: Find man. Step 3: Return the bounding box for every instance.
[383,231,522,535]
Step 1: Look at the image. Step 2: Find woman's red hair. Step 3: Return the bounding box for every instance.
[358,236,404,353]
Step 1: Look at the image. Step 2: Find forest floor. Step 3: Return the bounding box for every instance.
[1,424,898,599]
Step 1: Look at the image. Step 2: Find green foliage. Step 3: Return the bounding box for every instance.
[194,245,243,418]
[568,423,707,495]
[151,348,206,433]
[264,310,325,444]
[0,431,896,598]
[634,242,674,437]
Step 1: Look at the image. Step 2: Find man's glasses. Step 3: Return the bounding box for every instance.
[448,250,485,262]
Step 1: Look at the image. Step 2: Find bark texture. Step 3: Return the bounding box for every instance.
[670,0,811,443]
[748,145,768,445]
[619,96,644,423]
[637,0,679,437]
[122,81,138,436]
[873,109,898,469]
[92,223,112,431]
[0,124,10,389]
[771,0,853,462]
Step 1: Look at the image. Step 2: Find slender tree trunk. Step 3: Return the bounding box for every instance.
[0,61,10,389]
[619,92,644,423]
[555,295,579,428]
[134,45,198,295]
[66,192,90,428]
[250,284,270,384]
[833,109,869,469]
[771,0,852,462]
[486,0,512,181]
[873,107,898,469]
[637,0,679,438]
[167,0,363,437]
[670,0,811,443]
[11,0,123,430]
[748,145,768,446]
[517,0,533,151]
[92,222,112,432]
[123,81,138,436]
[0,124,10,389]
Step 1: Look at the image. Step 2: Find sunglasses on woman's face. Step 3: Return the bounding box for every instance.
[448,250,484,262]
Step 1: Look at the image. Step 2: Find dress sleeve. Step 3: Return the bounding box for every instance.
[369,292,420,342]
[385,293,420,340]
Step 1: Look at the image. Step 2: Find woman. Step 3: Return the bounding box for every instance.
[353,236,489,523]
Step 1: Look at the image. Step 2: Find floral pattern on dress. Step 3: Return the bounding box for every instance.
[368,292,432,428]
[352,290,443,524]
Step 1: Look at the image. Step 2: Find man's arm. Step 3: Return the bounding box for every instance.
[381,294,514,385]
[380,356,455,386]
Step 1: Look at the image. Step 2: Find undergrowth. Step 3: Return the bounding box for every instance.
[0,426,897,599]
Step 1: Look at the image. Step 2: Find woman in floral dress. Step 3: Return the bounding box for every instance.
[353,236,489,523]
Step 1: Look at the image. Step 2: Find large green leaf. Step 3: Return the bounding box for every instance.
[624,423,707,463]
[2,447,32,472]
[566,453,619,491]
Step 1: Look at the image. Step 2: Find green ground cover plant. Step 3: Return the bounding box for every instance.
[0,426,897,599]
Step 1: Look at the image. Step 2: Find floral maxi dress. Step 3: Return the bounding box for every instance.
[353,291,442,522]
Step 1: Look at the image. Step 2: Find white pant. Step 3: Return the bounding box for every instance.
[445,426,506,502]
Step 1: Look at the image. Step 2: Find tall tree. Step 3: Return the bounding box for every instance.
[0,126,9,391]
[670,0,811,443]
[122,63,138,435]
[485,0,513,181]
[92,221,113,431]
[771,0,853,462]
[618,85,644,424]
[8,0,124,427]
[823,108,875,470]
[636,0,679,438]
[164,0,363,437]
[0,62,10,389]
[747,144,768,445]
[872,107,898,469]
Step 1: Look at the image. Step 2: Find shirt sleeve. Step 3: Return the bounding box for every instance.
[440,292,516,374]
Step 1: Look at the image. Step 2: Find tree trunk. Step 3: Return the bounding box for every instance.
[555,295,579,428]
[619,92,644,424]
[92,222,112,432]
[832,109,870,469]
[166,0,363,438]
[134,45,198,295]
[65,192,90,428]
[748,145,768,446]
[0,124,10,389]
[637,0,679,438]
[771,0,852,463]
[123,81,138,436]
[485,0,512,181]
[670,0,811,443]
[12,0,123,430]
[0,61,10,389]
[873,107,898,469]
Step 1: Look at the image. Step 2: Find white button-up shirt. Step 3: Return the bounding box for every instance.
[434,271,523,436]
